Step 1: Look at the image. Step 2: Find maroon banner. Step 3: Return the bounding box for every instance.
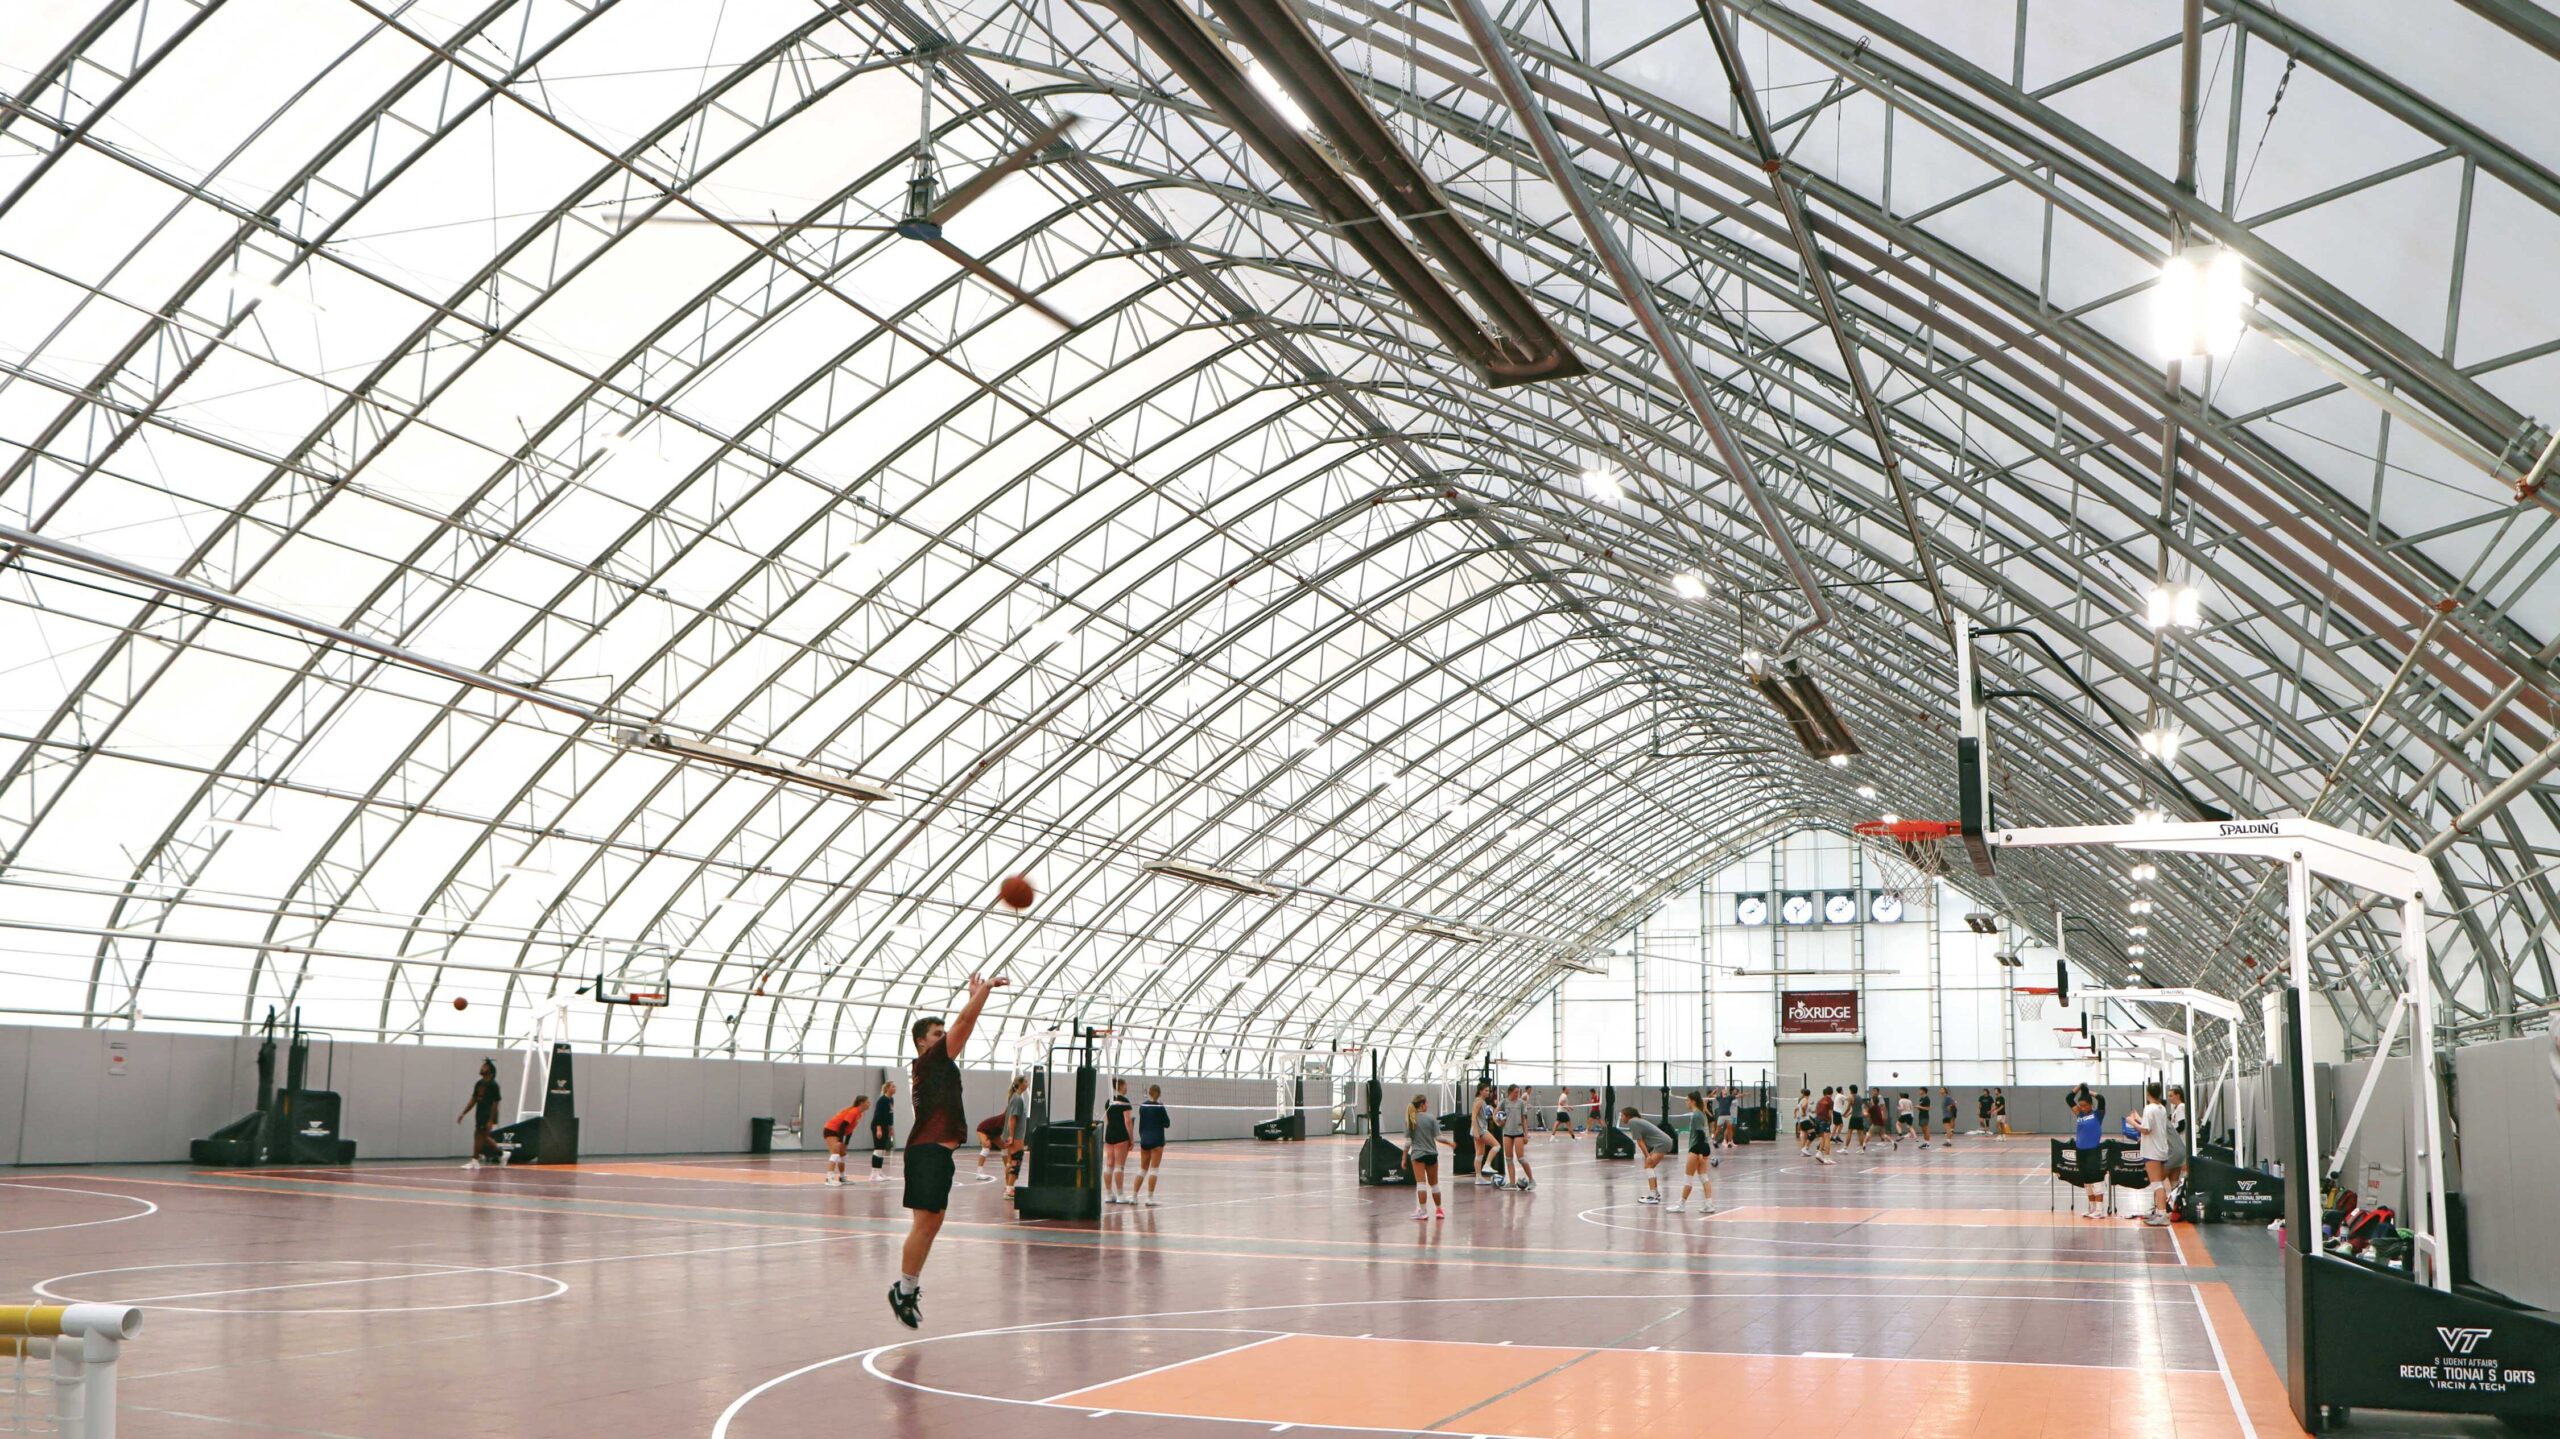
[1780,989,1860,1035]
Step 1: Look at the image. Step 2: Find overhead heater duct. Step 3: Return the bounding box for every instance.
[1744,653,1859,762]
[1143,859,1283,898]
[1407,920,1490,943]
[1100,0,1582,387]
[616,727,894,803]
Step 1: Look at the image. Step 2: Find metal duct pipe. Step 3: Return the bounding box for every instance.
[1445,0,1834,654]
[1,523,599,722]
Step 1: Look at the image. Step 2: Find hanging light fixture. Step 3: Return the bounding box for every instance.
[1580,463,1623,499]
[2152,245,2249,360]
[2144,583,2202,631]
[2139,727,2183,765]
[1670,571,1709,601]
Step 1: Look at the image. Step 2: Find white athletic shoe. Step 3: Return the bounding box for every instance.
[976,1173,996,1183]
[1666,1203,1685,1213]
[462,1159,482,1170]
[1816,1154,1837,1166]
[1700,1204,1717,1216]
[1143,1197,1160,1207]
[1412,1208,1430,1220]
[1638,1194,1661,1206]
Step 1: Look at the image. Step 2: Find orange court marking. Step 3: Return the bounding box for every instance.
[2199,1281,2310,1436]
[1702,1205,2165,1231]
[2171,1221,2217,1267]
[1049,1332,2252,1439]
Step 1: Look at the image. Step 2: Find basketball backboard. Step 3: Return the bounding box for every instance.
[1953,615,1995,876]
[594,942,672,1007]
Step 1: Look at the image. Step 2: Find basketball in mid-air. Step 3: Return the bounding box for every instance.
[452,996,468,1011]
[997,873,1037,910]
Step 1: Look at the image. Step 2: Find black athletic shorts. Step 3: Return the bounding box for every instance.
[902,1142,957,1212]
[1848,1114,1867,1131]
[870,1124,894,1151]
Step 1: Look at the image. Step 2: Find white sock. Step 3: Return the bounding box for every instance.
[896,1274,919,1294]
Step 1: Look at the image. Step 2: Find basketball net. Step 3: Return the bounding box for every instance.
[2012,989,2052,1025]
[1870,836,1945,910]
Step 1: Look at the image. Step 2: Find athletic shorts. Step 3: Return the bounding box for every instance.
[902,1142,957,1213]
[1848,1115,1867,1131]
[1687,1133,1710,1156]
[1138,1139,1164,1153]
[821,1125,849,1142]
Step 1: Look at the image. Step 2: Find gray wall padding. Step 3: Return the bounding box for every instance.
[2326,1054,2462,1216]
[2452,1034,2560,1311]
[0,1023,1304,1165]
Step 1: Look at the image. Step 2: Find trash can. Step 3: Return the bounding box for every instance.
[749,1116,774,1154]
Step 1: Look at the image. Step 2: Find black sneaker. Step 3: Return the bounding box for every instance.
[887,1283,921,1329]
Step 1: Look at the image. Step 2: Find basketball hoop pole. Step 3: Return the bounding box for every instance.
[1991,817,2446,1291]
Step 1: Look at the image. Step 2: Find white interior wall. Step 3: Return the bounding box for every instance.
[1496,831,2149,1094]
[0,1023,1297,1164]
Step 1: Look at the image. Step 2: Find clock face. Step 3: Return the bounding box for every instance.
[1870,893,1905,923]
[1734,895,1770,926]
[1823,893,1858,925]
[1780,894,1816,925]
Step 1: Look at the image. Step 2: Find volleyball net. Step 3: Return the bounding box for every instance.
[1,1305,140,1438]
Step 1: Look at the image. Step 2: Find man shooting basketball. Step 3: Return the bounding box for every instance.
[888,972,1007,1329]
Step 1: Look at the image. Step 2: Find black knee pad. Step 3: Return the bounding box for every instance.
[871,1151,884,1170]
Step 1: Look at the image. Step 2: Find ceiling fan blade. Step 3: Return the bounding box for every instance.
[921,235,1074,330]
[927,116,1076,226]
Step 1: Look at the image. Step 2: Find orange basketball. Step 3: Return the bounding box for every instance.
[452,996,468,1011]
[997,873,1036,910]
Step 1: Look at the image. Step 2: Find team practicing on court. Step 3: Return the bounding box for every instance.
[868,974,2083,1332]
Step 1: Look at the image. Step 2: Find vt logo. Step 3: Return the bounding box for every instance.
[2438,1327,2493,1354]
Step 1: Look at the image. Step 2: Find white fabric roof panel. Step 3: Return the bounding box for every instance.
[0,0,2552,1077]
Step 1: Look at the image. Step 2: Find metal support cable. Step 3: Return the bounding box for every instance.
[1694,0,1956,651]
[1445,0,1834,655]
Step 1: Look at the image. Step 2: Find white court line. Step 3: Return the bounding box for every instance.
[1042,1333,1293,1404]
[714,1286,2223,1437]
[1105,1185,1345,1216]
[2191,1285,2260,1439]
[1570,1202,2180,1259]
[0,1182,158,1236]
[36,1259,568,1316]
[46,1231,870,1309]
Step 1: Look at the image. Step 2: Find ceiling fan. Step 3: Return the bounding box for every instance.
[640,62,1078,330]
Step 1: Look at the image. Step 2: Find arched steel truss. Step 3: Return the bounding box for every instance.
[0,0,2551,1079]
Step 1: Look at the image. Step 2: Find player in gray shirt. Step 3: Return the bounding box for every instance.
[1499,1084,1536,1192]
[1404,1094,1443,1220]
[1621,1108,1674,1206]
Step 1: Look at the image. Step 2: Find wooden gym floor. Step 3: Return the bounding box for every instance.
[1,1132,2366,1438]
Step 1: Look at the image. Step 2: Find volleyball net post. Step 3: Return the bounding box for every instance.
[1,1304,141,1439]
